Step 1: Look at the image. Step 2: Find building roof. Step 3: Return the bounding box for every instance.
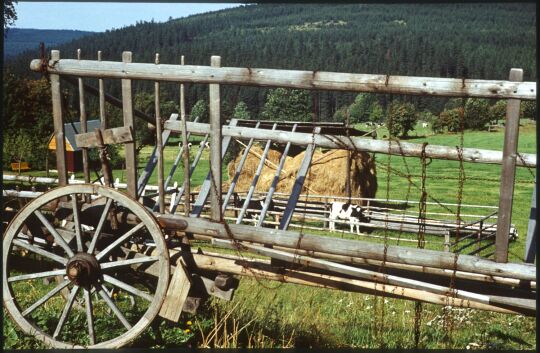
[48,120,101,151]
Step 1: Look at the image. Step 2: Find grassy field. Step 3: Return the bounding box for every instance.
[3,121,537,349]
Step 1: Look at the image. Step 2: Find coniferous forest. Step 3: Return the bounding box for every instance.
[5,3,536,119]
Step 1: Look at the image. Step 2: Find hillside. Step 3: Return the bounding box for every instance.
[3,28,95,59]
[5,3,536,118]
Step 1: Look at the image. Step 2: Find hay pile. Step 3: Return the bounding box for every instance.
[226,144,377,200]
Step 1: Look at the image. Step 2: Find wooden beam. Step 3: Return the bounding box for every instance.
[279,127,320,230]
[75,126,133,148]
[121,51,137,198]
[30,58,536,100]
[97,51,107,129]
[49,50,68,186]
[165,121,536,167]
[257,124,298,227]
[155,53,165,214]
[209,56,222,221]
[180,55,190,217]
[155,213,536,281]
[236,123,277,224]
[190,119,238,217]
[137,114,179,196]
[495,69,523,263]
[222,121,261,214]
[77,49,90,184]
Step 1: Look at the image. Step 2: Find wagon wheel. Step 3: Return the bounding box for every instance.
[3,184,170,348]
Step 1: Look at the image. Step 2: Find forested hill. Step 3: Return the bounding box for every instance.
[4,28,94,59]
[6,3,536,118]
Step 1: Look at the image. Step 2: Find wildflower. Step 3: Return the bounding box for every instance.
[113,293,118,299]
[184,329,191,334]
[187,320,192,326]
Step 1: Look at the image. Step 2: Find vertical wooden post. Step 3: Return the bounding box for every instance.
[77,49,90,183]
[180,55,191,216]
[50,50,68,186]
[209,55,222,221]
[122,51,137,198]
[98,51,107,129]
[155,53,165,213]
[495,68,523,263]
[345,110,351,200]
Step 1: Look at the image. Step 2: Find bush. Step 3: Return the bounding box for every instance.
[464,98,490,129]
[434,107,464,133]
[386,102,417,137]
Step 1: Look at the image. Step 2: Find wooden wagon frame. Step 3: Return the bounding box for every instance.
[2,50,536,348]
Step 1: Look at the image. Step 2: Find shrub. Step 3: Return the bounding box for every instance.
[386,102,417,137]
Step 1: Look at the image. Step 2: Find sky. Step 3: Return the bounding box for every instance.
[13,2,241,32]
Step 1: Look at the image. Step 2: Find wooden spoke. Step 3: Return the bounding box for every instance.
[12,239,68,266]
[8,269,66,283]
[34,210,74,257]
[100,256,159,270]
[102,274,153,302]
[53,285,79,339]
[22,280,71,317]
[71,194,84,252]
[83,288,95,345]
[95,223,145,261]
[87,197,113,255]
[96,284,132,330]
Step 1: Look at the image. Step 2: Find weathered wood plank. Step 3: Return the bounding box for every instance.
[75,126,133,148]
[165,121,536,167]
[209,56,222,221]
[158,260,191,322]
[190,119,238,217]
[121,51,137,198]
[97,51,107,129]
[495,69,523,263]
[279,127,320,230]
[180,55,191,216]
[154,53,165,213]
[77,49,90,184]
[155,213,536,281]
[50,50,68,186]
[31,59,536,100]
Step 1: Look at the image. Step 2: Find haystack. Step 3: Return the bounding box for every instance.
[226,144,377,201]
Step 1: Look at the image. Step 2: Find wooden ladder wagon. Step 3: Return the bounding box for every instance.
[2,50,537,348]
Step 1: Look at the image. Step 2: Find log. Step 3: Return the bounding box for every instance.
[30,58,536,100]
[127,245,521,315]
[155,214,536,281]
[189,252,522,315]
[165,121,537,167]
[214,239,535,313]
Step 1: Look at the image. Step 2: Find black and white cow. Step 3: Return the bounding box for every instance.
[329,202,370,234]
[234,197,275,224]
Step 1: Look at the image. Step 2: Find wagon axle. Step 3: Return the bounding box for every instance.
[66,252,101,287]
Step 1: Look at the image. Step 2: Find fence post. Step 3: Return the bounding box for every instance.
[155,53,165,213]
[122,51,137,198]
[209,55,222,221]
[77,49,90,184]
[495,68,523,263]
[180,55,191,216]
[50,50,68,186]
[97,51,107,129]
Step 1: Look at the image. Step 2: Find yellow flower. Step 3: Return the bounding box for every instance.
[184,329,191,334]
[113,293,118,299]
[186,321,192,326]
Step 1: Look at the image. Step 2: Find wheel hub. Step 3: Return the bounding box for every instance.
[66,253,101,287]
